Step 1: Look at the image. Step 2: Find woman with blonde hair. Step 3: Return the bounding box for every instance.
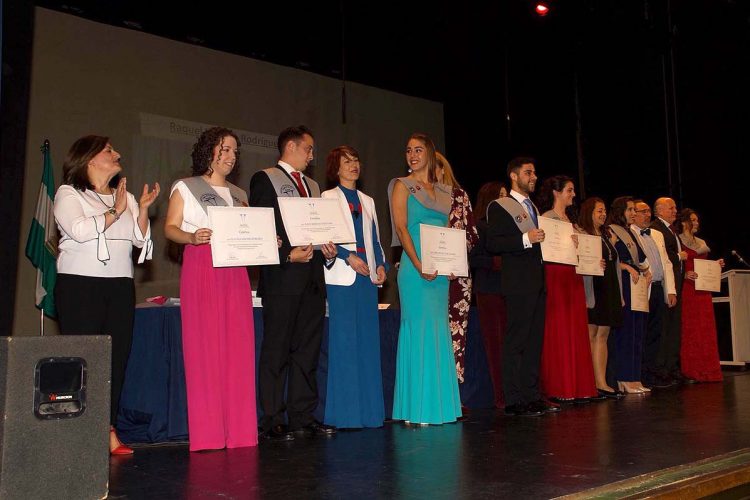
[435,152,478,384]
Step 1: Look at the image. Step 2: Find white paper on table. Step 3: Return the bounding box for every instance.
[630,275,650,312]
[694,259,722,292]
[277,197,355,246]
[538,216,578,266]
[419,224,469,277]
[207,206,279,267]
[575,233,604,276]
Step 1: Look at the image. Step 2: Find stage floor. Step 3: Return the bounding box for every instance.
[109,371,750,499]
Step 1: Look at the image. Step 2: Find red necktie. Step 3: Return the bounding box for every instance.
[291,171,307,197]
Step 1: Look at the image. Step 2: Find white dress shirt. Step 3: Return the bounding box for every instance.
[509,189,535,249]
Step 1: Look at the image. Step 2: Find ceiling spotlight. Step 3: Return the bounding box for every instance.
[535,3,550,16]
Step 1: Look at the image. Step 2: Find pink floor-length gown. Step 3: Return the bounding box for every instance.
[181,244,257,451]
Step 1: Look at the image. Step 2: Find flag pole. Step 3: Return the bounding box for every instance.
[41,139,49,338]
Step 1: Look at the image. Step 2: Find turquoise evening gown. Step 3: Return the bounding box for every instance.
[392,195,462,424]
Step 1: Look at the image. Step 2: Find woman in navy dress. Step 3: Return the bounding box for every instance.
[322,145,387,428]
[606,196,652,394]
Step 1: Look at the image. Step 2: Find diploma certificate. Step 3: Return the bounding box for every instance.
[419,224,469,277]
[277,198,355,246]
[575,233,604,276]
[207,206,279,267]
[630,275,650,313]
[694,259,722,292]
[539,216,578,266]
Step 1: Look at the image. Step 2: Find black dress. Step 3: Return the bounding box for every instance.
[587,235,623,327]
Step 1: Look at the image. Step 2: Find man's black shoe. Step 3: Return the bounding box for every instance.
[504,404,543,417]
[528,400,562,413]
[293,421,337,436]
[260,424,294,441]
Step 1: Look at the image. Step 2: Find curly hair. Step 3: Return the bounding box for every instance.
[62,135,111,191]
[191,127,241,176]
[326,145,360,183]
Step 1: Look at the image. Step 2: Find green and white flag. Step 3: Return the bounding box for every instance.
[25,142,58,318]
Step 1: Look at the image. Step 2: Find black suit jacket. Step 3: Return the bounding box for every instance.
[650,217,683,291]
[248,166,326,297]
[485,200,544,296]
[469,219,503,295]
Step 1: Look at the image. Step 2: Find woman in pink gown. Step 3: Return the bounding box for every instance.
[165,127,258,450]
[676,208,724,382]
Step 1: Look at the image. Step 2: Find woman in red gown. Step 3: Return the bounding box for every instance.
[536,176,599,403]
[676,208,724,382]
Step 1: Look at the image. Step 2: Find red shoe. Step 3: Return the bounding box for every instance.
[110,429,134,455]
[110,443,134,455]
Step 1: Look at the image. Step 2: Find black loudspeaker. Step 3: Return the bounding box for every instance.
[0,336,111,500]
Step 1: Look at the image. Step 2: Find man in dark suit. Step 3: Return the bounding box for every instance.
[249,125,337,440]
[485,157,558,417]
[650,197,688,384]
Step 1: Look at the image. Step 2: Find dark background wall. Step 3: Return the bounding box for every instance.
[2,0,748,334]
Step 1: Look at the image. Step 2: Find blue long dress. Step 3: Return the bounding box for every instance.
[612,236,648,382]
[324,185,386,428]
[392,194,462,424]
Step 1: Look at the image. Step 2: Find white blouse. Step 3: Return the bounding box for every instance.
[170,180,232,233]
[54,185,152,278]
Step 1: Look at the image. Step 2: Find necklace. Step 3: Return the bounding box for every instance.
[93,188,115,208]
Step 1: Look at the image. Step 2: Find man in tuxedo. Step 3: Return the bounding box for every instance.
[632,200,678,388]
[249,125,337,440]
[485,157,559,417]
[650,197,688,384]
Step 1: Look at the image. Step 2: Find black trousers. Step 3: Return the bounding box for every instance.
[54,273,135,425]
[642,281,666,379]
[657,277,683,376]
[258,282,325,431]
[502,290,546,406]
[657,299,683,377]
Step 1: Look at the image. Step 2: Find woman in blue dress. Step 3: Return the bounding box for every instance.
[387,133,462,425]
[322,145,387,428]
[606,196,652,394]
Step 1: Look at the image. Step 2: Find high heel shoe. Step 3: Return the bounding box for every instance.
[110,428,134,455]
[617,381,645,394]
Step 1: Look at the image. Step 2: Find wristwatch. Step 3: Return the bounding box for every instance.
[107,208,120,221]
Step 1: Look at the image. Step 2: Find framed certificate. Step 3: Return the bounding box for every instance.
[538,216,578,266]
[207,206,279,267]
[277,198,355,246]
[419,224,469,277]
[576,233,604,276]
[694,259,721,292]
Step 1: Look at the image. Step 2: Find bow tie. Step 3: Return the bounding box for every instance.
[640,228,651,236]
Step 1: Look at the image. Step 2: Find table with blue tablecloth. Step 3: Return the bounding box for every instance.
[117,306,494,443]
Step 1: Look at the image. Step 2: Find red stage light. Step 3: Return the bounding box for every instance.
[535,3,550,16]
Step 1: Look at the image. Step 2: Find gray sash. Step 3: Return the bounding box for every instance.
[263,166,321,198]
[488,197,536,233]
[175,176,248,215]
[387,177,452,246]
[609,224,639,264]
